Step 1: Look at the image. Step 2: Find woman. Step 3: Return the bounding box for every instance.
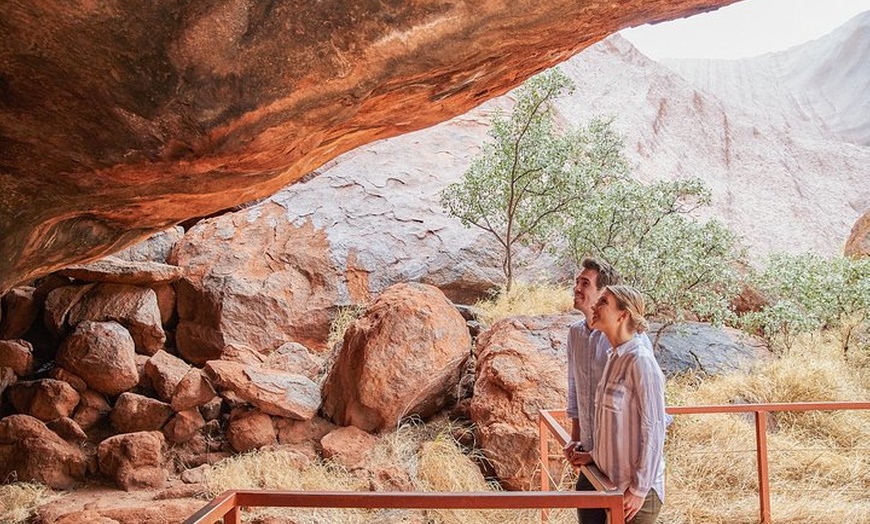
[575,285,667,524]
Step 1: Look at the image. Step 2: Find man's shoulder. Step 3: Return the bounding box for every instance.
[569,319,590,332]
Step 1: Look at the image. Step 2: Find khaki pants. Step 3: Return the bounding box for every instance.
[575,474,662,524]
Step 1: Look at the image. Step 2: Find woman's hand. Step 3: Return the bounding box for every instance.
[562,440,578,461]
[623,491,645,522]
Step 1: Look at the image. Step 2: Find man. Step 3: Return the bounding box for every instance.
[563,257,620,458]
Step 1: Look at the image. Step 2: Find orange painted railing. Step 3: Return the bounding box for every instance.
[184,401,869,524]
[539,401,870,524]
[182,489,624,524]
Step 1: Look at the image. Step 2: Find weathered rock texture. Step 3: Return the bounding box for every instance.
[845,210,870,258]
[321,283,471,432]
[0,0,738,293]
[469,315,571,491]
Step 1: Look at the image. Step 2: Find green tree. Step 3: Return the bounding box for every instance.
[439,70,628,292]
[741,253,870,354]
[564,177,745,327]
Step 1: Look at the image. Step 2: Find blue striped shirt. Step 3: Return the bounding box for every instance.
[591,336,667,501]
[566,320,610,451]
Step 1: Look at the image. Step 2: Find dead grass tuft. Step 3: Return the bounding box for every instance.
[0,482,55,524]
[474,282,574,325]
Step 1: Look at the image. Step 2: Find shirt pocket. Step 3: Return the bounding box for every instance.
[602,383,627,413]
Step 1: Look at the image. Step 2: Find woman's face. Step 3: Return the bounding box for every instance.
[591,290,625,333]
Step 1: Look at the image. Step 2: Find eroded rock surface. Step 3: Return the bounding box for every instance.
[321,282,471,432]
[0,0,738,293]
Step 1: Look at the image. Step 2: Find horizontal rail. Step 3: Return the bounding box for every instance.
[544,401,870,419]
[665,401,870,415]
[541,401,870,524]
[183,490,625,524]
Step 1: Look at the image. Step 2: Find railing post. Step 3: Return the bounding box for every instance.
[223,506,240,524]
[539,414,550,523]
[755,410,771,524]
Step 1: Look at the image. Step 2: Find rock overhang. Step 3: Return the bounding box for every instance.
[0,0,740,292]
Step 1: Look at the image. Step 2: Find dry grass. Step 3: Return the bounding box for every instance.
[326,305,367,350]
[661,332,870,524]
[0,482,55,524]
[201,331,867,523]
[474,282,574,325]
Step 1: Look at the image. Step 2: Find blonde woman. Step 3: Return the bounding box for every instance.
[574,285,667,524]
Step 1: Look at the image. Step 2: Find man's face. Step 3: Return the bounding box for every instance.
[573,268,602,315]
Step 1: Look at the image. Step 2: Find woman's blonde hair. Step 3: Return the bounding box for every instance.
[605,285,649,334]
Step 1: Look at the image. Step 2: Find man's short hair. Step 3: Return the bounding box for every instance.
[580,257,621,290]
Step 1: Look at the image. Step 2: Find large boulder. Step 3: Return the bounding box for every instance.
[321,283,471,432]
[469,315,573,491]
[145,350,192,402]
[0,287,38,339]
[204,360,320,420]
[110,392,173,434]
[225,408,276,453]
[67,283,166,355]
[56,321,140,397]
[170,207,340,358]
[0,414,88,489]
[651,322,771,376]
[97,431,167,490]
[7,379,81,422]
[0,339,34,376]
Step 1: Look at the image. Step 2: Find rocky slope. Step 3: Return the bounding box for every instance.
[275,16,868,270]
[663,11,870,147]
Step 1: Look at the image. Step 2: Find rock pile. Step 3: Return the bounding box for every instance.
[0,228,478,494]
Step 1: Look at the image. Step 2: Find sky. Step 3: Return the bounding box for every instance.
[620,0,870,60]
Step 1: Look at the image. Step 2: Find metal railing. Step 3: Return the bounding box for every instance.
[539,401,870,524]
[183,489,624,524]
[183,400,869,524]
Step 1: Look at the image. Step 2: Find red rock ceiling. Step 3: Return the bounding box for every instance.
[0,0,739,292]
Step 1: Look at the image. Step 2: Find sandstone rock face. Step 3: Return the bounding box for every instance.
[68,284,166,355]
[0,414,88,489]
[553,34,869,260]
[56,321,140,397]
[0,339,34,376]
[7,379,81,422]
[98,431,167,490]
[845,210,870,258]
[0,0,738,294]
[320,425,377,468]
[226,409,277,453]
[170,205,339,356]
[204,360,320,420]
[321,283,471,432]
[110,393,173,434]
[469,315,572,491]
